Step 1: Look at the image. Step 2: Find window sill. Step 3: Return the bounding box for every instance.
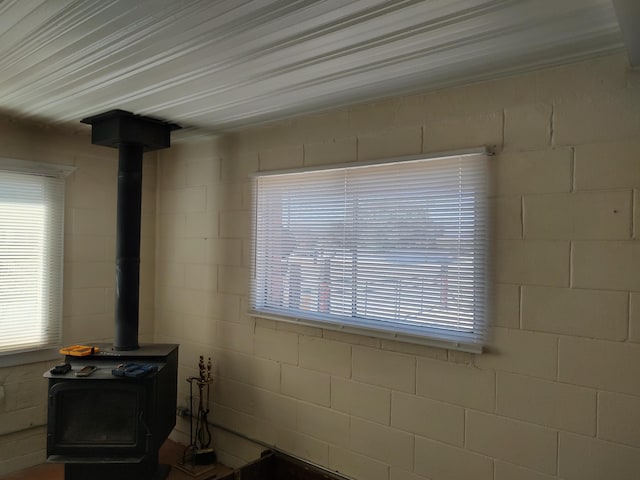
[0,347,61,368]
[249,310,484,354]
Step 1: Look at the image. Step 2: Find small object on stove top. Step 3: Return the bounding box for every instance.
[59,345,100,356]
[112,363,158,378]
[75,365,97,377]
[50,363,72,375]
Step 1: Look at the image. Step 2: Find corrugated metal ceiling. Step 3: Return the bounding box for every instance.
[0,0,626,134]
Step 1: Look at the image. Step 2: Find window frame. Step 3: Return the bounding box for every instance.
[249,148,490,353]
[0,157,73,366]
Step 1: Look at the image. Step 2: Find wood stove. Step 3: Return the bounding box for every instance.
[45,111,180,479]
[45,344,178,480]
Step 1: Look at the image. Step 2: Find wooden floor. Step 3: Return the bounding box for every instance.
[0,440,232,480]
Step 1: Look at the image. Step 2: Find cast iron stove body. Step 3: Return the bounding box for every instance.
[45,344,178,480]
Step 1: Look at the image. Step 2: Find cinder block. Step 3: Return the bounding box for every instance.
[159,237,205,264]
[205,238,242,266]
[475,327,557,380]
[489,148,572,196]
[390,468,430,480]
[66,173,109,210]
[297,402,349,448]
[572,241,640,291]
[0,449,46,477]
[574,141,640,190]
[254,326,298,364]
[277,322,322,337]
[559,432,640,480]
[65,261,113,288]
[416,357,495,411]
[64,234,107,262]
[466,410,557,474]
[157,213,186,239]
[491,196,523,240]
[259,145,303,171]
[251,387,298,431]
[349,417,414,470]
[534,53,628,103]
[276,427,329,467]
[293,109,350,143]
[329,445,389,480]
[65,287,106,316]
[352,346,415,393]
[183,264,215,291]
[215,182,244,210]
[331,377,391,425]
[521,286,628,340]
[492,283,520,328]
[495,239,570,286]
[299,337,351,377]
[211,403,259,441]
[559,337,640,396]
[281,364,330,406]
[206,292,241,322]
[504,103,552,151]
[396,94,427,126]
[494,461,559,480]
[380,340,447,361]
[158,186,207,213]
[304,138,357,167]
[391,391,465,446]
[184,211,218,238]
[423,111,503,152]
[553,91,640,145]
[357,126,422,161]
[158,155,187,188]
[348,99,399,134]
[524,190,632,240]
[214,321,253,355]
[598,391,640,448]
[634,190,640,239]
[0,405,46,436]
[496,371,596,435]
[631,293,640,343]
[221,151,258,183]
[414,436,493,480]
[219,209,250,239]
[323,329,381,347]
[71,207,116,236]
[186,158,220,186]
[217,265,248,295]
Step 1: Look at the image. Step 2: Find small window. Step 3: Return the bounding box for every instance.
[0,158,71,356]
[250,149,489,353]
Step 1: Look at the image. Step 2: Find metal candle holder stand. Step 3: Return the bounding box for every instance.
[183,356,215,467]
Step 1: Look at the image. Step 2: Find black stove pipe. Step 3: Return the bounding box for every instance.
[81,110,179,351]
[115,143,144,350]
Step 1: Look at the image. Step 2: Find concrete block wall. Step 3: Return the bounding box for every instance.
[0,119,157,475]
[156,52,640,480]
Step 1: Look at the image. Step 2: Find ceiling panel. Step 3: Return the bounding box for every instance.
[0,0,625,134]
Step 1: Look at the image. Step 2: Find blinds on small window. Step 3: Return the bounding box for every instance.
[251,150,489,352]
[0,166,66,355]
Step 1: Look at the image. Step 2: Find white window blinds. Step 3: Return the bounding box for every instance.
[251,150,489,352]
[0,163,67,355]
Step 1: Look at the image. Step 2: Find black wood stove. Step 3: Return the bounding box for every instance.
[45,111,180,480]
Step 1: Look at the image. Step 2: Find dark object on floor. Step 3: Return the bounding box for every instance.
[235,450,350,480]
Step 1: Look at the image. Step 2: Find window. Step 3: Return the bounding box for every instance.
[250,149,489,353]
[0,158,71,357]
